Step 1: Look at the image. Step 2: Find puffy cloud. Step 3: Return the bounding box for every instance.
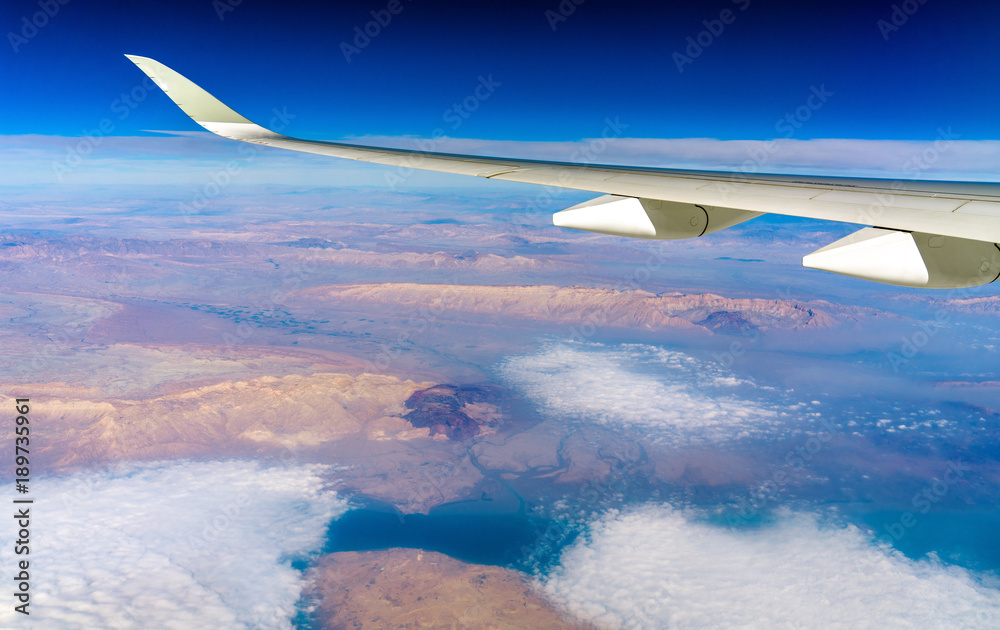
[542,505,1000,629]
[497,343,806,442]
[0,460,348,629]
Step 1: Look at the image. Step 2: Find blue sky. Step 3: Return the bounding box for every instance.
[4,0,1000,144]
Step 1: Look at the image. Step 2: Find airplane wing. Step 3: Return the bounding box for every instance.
[126,55,1000,289]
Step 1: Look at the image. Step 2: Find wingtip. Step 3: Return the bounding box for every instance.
[124,54,160,69]
[123,54,262,129]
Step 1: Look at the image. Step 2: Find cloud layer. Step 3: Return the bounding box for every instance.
[353,135,1000,182]
[497,342,810,443]
[0,460,348,629]
[4,133,1000,187]
[542,505,1000,629]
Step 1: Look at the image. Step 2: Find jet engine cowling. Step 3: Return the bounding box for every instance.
[803,227,1000,289]
[552,195,761,240]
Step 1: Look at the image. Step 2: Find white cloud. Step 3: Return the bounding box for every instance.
[497,342,803,443]
[542,505,1000,629]
[350,135,1000,181]
[4,133,1000,188]
[0,460,348,629]
[0,134,388,188]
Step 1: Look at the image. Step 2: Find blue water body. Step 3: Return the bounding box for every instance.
[856,509,1000,575]
[322,501,576,573]
[295,499,578,629]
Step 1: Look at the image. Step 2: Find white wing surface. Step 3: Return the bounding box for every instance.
[126,55,1000,289]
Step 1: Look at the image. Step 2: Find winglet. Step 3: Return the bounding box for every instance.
[125,55,281,141]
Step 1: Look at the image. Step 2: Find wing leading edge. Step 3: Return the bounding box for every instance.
[126,55,1000,289]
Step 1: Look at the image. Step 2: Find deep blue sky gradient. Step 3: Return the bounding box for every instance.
[3,0,1000,142]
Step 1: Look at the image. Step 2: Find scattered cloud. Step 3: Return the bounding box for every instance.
[497,342,809,443]
[0,460,348,629]
[542,504,1000,629]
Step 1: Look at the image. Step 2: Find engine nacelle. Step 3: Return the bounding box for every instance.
[552,195,760,239]
[803,227,1000,289]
